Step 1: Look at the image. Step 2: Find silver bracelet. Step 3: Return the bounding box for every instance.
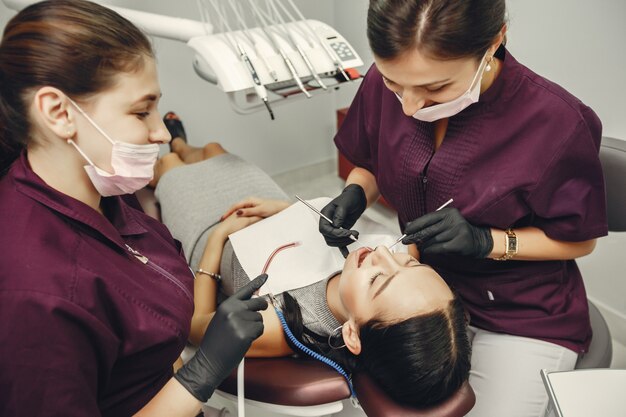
[196,268,222,282]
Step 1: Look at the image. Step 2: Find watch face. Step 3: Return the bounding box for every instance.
[507,239,517,252]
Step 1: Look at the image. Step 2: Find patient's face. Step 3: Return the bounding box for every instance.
[339,246,453,324]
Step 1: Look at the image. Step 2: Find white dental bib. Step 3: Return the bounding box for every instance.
[229,197,406,296]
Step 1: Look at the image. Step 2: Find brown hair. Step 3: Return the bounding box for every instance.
[367,0,506,61]
[0,0,154,175]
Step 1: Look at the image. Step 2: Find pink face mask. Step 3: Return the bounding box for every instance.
[396,52,490,122]
[67,98,159,197]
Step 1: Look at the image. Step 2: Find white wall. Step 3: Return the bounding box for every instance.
[0,0,344,176]
[505,0,626,141]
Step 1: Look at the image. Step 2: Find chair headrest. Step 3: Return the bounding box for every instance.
[353,373,475,417]
[600,136,626,231]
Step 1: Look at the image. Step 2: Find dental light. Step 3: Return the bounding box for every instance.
[1,0,363,120]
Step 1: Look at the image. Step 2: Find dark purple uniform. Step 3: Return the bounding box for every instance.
[335,46,607,353]
[0,153,194,416]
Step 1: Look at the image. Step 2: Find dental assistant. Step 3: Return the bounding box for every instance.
[0,1,268,416]
[319,1,608,416]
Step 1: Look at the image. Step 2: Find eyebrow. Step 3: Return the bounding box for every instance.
[373,263,429,299]
[381,73,451,88]
[132,93,162,104]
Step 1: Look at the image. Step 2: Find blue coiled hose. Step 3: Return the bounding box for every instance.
[274,307,358,402]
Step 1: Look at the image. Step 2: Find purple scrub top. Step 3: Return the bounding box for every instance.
[0,153,195,416]
[335,46,608,353]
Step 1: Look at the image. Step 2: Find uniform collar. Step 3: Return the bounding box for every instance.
[12,151,148,248]
[478,45,522,105]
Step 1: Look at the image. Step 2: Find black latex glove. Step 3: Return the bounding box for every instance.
[402,207,493,258]
[174,274,269,402]
[319,184,367,256]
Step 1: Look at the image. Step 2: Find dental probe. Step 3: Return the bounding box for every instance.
[247,0,311,98]
[294,195,357,242]
[205,0,275,120]
[266,0,328,90]
[388,198,454,250]
[228,0,279,82]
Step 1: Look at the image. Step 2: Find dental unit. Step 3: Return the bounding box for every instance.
[2,0,362,120]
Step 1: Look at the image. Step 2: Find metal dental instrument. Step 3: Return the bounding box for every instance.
[294,195,357,242]
[247,0,311,98]
[266,0,328,90]
[204,0,275,119]
[283,0,351,82]
[388,198,454,250]
[228,0,278,82]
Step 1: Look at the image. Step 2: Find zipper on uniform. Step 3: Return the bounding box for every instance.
[420,152,434,215]
[419,174,428,215]
[124,244,193,303]
[125,244,148,264]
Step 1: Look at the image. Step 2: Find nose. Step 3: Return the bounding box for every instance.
[400,91,427,117]
[371,246,396,267]
[149,114,172,145]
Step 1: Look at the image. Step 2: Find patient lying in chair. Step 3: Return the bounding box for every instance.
[151,116,471,408]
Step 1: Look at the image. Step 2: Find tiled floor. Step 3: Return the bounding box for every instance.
[272,159,626,371]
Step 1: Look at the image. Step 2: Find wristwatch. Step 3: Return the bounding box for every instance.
[494,228,517,261]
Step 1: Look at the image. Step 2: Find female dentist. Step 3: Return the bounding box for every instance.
[319,1,608,416]
[0,1,267,416]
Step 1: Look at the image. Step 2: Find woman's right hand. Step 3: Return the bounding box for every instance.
[319,184,367,250]
[221,197,290,220]
[174,274,269,402]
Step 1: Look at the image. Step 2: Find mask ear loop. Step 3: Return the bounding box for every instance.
[67,138,98,168]
[328,325,346,349]
[66,97,116,145]
[468,51,491,92]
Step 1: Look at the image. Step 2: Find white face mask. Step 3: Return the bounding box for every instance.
[396,52,490,122]
[66,98,160,197]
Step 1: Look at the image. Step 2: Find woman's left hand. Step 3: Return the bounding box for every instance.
[221,197,290,220]
[402,208,494,258]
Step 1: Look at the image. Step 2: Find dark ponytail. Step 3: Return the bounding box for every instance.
[0,0,154,176]
[0,81,25,175]
[281,291,471,407]
[281,292,358,370]
[367,0,506,60]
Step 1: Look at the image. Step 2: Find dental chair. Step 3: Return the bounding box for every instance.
[213,357,475,417]
[574,136,626,370]
[133,136,623,416]
[134,187,476,416]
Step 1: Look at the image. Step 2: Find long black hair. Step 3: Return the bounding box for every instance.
[281,290,471,407]
[367,0,506,60]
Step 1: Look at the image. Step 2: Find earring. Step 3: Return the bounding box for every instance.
[485,56,493,72]
[328,325,346,349]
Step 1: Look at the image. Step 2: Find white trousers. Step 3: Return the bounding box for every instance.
[465,326,578,417]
